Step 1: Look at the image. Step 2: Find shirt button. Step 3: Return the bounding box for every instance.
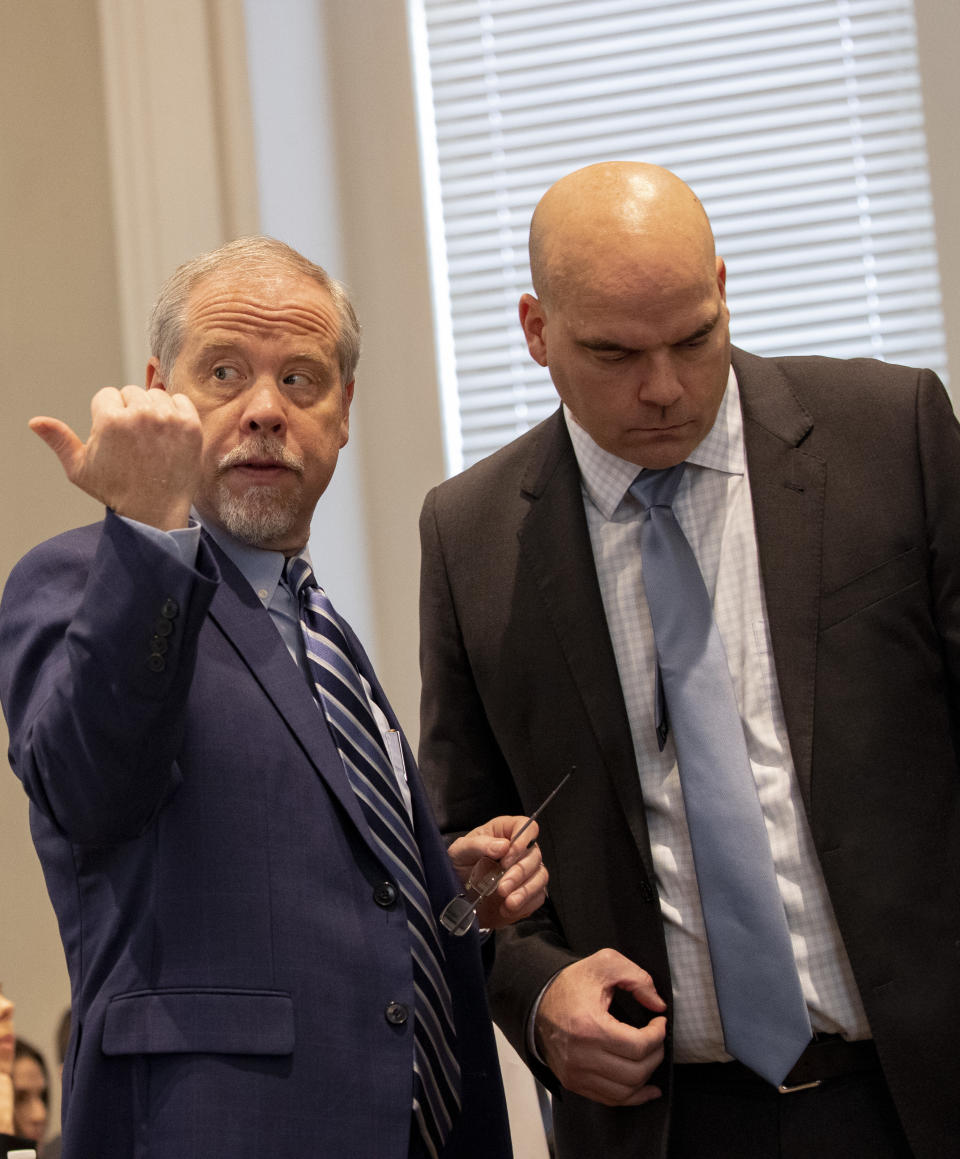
[373,882,398,908]
[384,1002,408,1026]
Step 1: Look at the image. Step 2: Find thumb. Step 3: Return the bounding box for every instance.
[591,949,668,1014]
[618,970,668,1014]
[30,416,86,479]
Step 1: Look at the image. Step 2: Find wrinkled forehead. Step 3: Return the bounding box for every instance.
[184,269,340,349]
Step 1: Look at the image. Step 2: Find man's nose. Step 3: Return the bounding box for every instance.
[240,379,286,435]
[637,352,683,408]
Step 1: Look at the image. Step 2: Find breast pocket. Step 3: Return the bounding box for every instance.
[820,546,926,631]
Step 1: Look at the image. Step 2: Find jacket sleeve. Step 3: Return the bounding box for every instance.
[0,512,219,843]
[916,369,960,759]
[418,485,581,1069]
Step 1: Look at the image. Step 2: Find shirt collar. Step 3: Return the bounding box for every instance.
[199,515,292,609]
[565,365,744,520]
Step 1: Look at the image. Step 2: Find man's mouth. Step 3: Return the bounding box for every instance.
[217,438,305,480]
[635,419,690,433]
[233,459,290,472]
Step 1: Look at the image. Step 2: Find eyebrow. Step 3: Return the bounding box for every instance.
[681,309,722,344]
[191,343,331,368]
[578,307,722,354]
[188,342,243,362]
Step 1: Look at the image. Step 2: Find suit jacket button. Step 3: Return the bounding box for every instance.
[374,882,398,908]
[639,880,655,903]
[385,1002,408,1026]
[161,598,180,619]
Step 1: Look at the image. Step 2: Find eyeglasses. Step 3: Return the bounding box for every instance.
[439,768,573,936]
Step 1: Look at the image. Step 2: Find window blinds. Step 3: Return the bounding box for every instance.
[410,0,948,471]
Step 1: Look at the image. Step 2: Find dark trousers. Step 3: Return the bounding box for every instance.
[669,1056,912,1159]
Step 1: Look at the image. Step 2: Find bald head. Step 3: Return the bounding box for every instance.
[529,162,717,308]
[519,162,731,468]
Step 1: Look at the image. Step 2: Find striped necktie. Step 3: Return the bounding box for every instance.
[286,557,461,1157]
[631,463,812,1087]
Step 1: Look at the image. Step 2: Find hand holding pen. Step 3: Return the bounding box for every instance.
[442,769,573,935]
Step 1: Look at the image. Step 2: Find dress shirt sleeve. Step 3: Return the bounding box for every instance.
[118,514,201,569]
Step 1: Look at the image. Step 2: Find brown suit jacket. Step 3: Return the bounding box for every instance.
[418,350,960,1159]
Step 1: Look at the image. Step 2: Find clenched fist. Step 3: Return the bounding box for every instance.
[30,385,203,529]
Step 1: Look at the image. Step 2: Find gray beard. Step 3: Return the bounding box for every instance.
[212,480,302,547]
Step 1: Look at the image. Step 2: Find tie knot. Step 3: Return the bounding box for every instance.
[285,556,317,599]
[629,461,686,510]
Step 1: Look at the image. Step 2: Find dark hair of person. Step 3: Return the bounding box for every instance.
[13,1038,49,1106]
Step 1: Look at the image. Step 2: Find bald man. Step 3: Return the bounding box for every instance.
[417,163,960,1158]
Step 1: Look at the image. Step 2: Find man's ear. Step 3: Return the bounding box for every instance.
[338,379,354,448]
[145,356,167,391]
[716,256,727,301]
[518,293,549,367]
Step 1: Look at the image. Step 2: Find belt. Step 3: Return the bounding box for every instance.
[674,1035,881,1095]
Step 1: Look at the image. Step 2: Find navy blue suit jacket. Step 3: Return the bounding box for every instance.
[0,513,510,1159]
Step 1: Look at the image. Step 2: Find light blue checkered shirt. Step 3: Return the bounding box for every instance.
[565,369,870,1061]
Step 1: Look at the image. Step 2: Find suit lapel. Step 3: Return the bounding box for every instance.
[201,533,374,843]
[735,348,825,806]
[516,412,657,879]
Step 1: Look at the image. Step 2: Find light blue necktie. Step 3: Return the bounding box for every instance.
[286,558,461,1159]
[630,463,812,1086]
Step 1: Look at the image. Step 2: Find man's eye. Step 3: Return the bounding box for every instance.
[283,372,311,386]
[680,332,714,351]
[213,366,237,381]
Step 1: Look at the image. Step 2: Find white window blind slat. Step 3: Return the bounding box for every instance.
[411,0,948,472]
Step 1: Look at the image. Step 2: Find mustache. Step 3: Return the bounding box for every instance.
[216,436,304,476]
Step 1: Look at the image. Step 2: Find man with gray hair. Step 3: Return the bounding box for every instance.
[0,237,547,1159]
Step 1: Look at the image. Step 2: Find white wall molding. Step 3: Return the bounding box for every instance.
[97,0,258,382]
